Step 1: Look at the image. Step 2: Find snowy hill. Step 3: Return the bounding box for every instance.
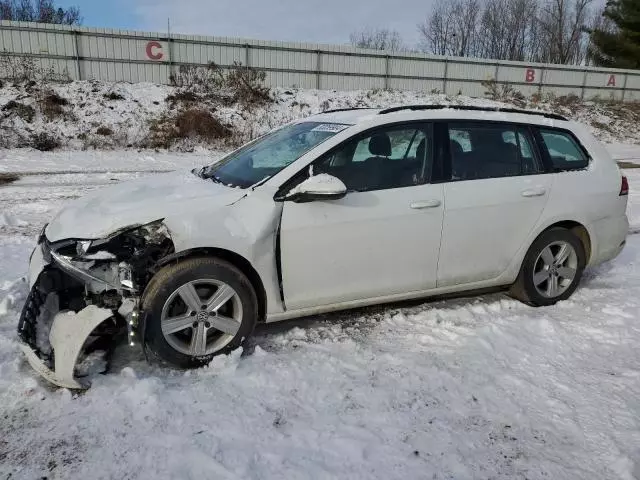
[2,80,640,153]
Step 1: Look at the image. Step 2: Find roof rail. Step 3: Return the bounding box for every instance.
[320,107,378,114]
[378,105,568,121]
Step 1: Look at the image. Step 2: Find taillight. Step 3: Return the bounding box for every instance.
[620,176,629,196]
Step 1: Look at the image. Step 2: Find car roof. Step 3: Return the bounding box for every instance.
[306,105,571,129]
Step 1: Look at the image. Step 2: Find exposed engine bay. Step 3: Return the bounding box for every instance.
[18,220,174,389]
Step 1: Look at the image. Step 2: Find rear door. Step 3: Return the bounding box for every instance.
[437,121,554,287]
[279,123,445,310]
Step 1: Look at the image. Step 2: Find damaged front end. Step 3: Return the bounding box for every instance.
[17,220,174,389]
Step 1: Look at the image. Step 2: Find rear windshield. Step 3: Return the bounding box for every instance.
[203,122,349,188]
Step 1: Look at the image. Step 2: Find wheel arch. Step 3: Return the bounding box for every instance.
[538,220,592,263]
[155,248,268,323]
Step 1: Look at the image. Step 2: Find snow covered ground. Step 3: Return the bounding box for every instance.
[1,146,640,479]
[0,148,219,174]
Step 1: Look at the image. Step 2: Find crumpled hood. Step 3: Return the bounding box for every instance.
[46,171,246,241]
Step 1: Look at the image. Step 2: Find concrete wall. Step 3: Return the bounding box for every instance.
[2,20,639,101]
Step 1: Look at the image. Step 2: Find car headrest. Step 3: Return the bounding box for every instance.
[369,133,391,157]
[416,139,426,160]
[450,140,463,155]
[472,129,504,150]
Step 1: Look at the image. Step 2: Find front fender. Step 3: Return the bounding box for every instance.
[162,193,285,316]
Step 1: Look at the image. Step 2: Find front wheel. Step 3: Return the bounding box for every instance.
[510,228,586,306]
[141,257,258,368]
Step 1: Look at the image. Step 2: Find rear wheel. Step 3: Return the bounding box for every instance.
[141,257,258,368]
[510,228,586,306]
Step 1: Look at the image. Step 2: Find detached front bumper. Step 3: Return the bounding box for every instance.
[18,240,133,389]
[19,305,113,389]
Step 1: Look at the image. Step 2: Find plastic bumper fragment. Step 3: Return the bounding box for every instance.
[20,305,113,389]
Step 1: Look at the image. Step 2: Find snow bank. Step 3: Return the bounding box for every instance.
[1,80,640,153]
[0,212,27,227]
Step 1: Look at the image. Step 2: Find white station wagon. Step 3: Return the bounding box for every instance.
[19,105,629,388]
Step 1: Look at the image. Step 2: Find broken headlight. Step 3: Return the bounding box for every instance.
[52,220,174,294]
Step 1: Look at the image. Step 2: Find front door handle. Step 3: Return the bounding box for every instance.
[521,187,546,198]
[410,199,441,209]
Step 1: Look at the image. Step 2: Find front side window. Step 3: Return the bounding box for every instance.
[539,129,589,171]
[203,122,349,188]
[314,124,432,192]
[448,123,541,181]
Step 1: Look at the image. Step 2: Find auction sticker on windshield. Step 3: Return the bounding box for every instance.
[311,124,350,133]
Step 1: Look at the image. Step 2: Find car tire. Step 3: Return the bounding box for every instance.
[510,228,586,307]
[141,256,258,369]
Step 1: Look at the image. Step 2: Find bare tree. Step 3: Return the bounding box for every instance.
[452,0,482,57]
[418,0,456,55]
[476,0,541,61]
[418,0,594,65]
[0,0,81,25]
[536,0,593,64]
[418,0,481,57]
[349,28,405,51]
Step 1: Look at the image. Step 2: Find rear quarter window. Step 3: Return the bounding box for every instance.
[539,129,589,171]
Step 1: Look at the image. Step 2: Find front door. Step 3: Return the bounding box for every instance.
[279,123,445,311]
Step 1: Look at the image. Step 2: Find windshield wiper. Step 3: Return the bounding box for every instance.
[193,167,226,185]
[249,175,272,191]
[192,167,206,178]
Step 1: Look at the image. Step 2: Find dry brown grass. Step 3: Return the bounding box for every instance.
[169,62,272,108]
[39,91,69,119]
[2,101,35,123]
[31,132,60,151]
[96,126,113,136]
[103,91,125,101]
[146,108,231,149]
[175,109,231,140]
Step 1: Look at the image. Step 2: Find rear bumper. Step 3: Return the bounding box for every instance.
[588,214,629,266]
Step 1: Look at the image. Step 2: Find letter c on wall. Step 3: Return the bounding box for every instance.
[146,41,164,61]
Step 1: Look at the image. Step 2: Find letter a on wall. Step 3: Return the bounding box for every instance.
[607,75,616,87]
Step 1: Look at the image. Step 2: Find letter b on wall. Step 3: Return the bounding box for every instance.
[525,68,536,83]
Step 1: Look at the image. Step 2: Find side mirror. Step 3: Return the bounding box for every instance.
[286,174,347,203]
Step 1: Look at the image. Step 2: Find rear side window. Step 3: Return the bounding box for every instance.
[539,129,589,171]
[447,123,542,181]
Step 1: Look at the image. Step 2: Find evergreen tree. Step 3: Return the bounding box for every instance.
[590,0,640,68]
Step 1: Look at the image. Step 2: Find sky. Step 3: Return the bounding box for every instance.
[54,0,434,47]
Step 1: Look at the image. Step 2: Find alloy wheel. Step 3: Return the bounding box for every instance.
[532,241,578,299]
[160,279,243,357]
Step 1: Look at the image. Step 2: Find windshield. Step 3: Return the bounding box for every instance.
[202,122,349,188]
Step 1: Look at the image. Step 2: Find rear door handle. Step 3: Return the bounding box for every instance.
[521,187,546,197]
[410,199,441,209]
